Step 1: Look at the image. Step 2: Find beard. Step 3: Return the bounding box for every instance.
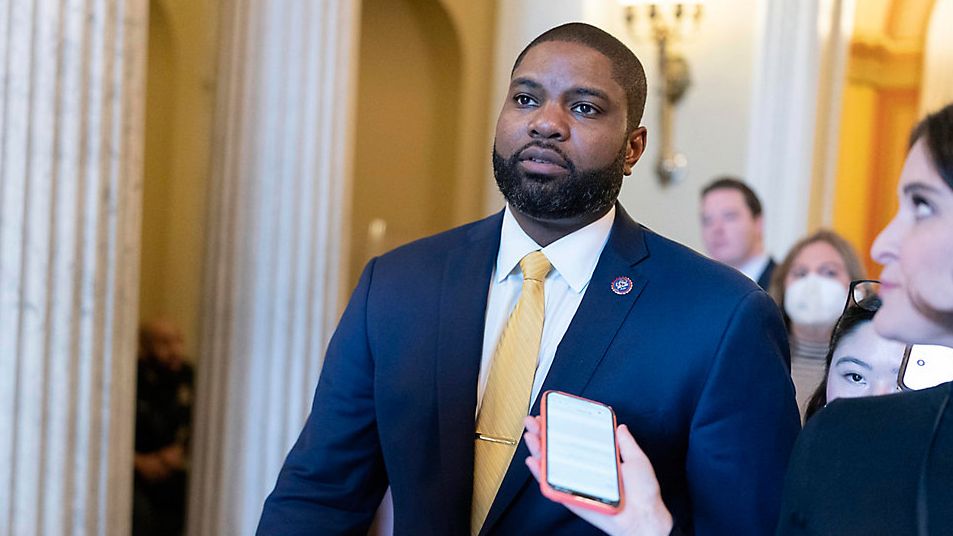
[492,140,627,220]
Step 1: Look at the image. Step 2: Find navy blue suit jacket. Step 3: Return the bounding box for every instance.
[258,206,800,535]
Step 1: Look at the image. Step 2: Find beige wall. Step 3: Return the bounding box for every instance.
[142,0,496,350]
[921,0,953,113]
[602,0,763,252]
[140,0,218,358]
[349,0,496,290]
[438,0,499,226]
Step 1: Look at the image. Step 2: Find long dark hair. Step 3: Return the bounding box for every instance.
[803,298,880,420]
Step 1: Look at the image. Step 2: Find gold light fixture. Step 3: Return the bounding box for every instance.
[622,1,703,186]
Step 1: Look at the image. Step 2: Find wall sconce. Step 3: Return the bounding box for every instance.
[622,1,703,186]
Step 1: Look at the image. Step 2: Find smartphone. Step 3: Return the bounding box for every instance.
[539,390,623,514]
[898,344,953,391]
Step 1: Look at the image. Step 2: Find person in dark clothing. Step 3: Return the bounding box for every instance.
[775,104,953,535]
[133,318,194,536]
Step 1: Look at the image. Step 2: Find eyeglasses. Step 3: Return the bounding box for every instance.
[829,280,910,393]
[845,279,881,313]
[833,279,881,333]
[829,280,881,338]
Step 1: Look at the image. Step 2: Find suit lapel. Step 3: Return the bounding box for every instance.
[480,205,652,534]
[434,212,502,530]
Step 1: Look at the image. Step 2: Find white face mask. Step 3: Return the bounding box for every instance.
[784,274,848,327]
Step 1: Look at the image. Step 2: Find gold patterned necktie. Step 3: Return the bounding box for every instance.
[471,250,552,535]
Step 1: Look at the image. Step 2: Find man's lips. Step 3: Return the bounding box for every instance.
[518,146,569,174]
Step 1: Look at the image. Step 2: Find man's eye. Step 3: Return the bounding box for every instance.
[514,94,537,107]
[571,103,599,115]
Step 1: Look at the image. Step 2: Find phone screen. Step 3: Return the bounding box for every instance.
[899,344,953,391]
[544,391,620,506]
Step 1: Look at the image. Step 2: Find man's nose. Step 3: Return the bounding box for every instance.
[528,103,568,141]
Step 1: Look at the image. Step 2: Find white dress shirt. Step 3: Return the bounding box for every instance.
[476,205,615,414]
[738,253,770,283]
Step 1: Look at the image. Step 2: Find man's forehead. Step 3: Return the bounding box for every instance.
[705,188,747,205]
[513,38,610,68]
[509,41,621,94]
[704,190,757,220]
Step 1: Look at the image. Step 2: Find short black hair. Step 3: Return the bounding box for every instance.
[909,102,953,191]
[701,176,763,218]
[511,22,647,132]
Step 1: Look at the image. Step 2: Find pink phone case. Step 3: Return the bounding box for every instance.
[538,390,624,515]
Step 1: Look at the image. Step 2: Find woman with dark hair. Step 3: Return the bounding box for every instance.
[774,102,953,535]
[801,283,905,421]
[522,102,953,536]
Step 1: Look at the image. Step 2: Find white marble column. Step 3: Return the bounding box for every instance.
[745,0,854,255]
[0,0,148,534]
[187,1,361,534]
[920,0,953,115]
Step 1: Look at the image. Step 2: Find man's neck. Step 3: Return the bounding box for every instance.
[509,205,612,247]
[732,246,766,270]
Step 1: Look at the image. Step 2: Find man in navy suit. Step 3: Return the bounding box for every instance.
[700,177,777,290]
[258,23,799,536]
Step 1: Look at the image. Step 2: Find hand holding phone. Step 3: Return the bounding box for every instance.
[539,390,623,513]
[522,393,674,536]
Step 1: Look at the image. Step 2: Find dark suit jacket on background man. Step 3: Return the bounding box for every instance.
[757,257,777,290]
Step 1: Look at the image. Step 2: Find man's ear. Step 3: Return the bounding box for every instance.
[754,214,765,240]
[623,127,647,176]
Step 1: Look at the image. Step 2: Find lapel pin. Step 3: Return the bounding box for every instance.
[610,276,633,295]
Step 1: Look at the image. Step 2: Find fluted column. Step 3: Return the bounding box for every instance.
[921,0,953,115]
[188,1,361,534]
[745,0,853,254]
[0,0,148,534]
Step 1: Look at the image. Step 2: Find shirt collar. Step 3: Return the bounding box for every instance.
[496,205,615,293]
[738,253,770,282]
